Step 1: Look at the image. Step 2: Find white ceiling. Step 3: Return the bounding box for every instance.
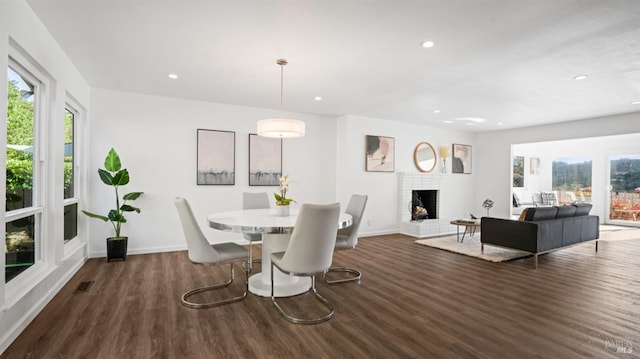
[26,0,640,132]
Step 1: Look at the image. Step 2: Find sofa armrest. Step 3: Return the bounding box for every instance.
[481,217,539,253]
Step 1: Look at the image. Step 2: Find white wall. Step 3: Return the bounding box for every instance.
[475,113,640,220]
[0,0,90,353]
[88,89,338,256]
[88,95,479,249]
[336,115,476,235]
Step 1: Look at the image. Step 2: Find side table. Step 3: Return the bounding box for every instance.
[450,219,481,243]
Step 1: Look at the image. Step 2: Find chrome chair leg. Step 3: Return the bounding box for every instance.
[181,262,248,309]
[324,267,362,284]
[271,264,335,324]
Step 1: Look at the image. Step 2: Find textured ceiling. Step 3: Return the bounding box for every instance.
[26,0,640,131]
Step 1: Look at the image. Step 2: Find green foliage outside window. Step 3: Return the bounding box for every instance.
[6,80,74,198]
[610,158,640,192]
[6,79,35,211]
[7,79,34,148]
[552,160,592,192]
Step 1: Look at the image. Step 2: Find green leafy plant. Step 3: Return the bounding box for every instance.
[81,148,143,238]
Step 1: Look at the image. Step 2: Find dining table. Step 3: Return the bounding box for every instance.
[208,207,352,297]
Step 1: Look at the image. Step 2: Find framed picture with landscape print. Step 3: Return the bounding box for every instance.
[197,129,235,185]
[513,156,525,187]
[366,135,395,172]
[452,144,472,174]
[249,134,282,186]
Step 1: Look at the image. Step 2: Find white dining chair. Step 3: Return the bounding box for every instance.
[174,197,250,308]
[242,192,270,269]
[325,194,368,284]
[270,203,341,324]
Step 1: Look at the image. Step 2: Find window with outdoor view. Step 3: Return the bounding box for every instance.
[6,62,43,282]
[609,155,640,222]
[63,107,78,243]
[552,157,592,204]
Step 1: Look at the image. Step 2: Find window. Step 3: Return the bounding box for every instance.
[63,106,78,243]
[552,157,592,204]
[5,62,43,282]
[609,155,640,222]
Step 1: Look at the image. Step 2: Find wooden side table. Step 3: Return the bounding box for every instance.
[450,219,481,243]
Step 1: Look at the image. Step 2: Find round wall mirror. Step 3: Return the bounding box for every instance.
[414,142,437,173]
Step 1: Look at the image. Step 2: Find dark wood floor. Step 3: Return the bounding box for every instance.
[2,233,640,359]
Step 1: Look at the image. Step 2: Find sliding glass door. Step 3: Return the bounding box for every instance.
[608,155,640,224]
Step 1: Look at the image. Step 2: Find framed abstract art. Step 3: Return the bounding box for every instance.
[197,129,235,185]
[248,133,282,186]
[452,144,472,174]
[366,135,395,172]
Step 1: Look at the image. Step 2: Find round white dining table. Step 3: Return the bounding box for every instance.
[208,208,352,297]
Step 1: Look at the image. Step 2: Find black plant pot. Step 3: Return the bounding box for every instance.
[106,237,128,262]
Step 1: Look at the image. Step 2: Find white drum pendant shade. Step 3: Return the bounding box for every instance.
[257,118,305,138]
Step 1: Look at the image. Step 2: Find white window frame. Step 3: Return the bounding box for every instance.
[4,50,49,297]
[63,101,80,244]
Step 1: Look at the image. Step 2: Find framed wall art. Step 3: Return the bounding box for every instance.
[366,135,395,172]
[513,155,525,187]
[452,143,472,174]
[530,157,541,175]
[197,129,235,185]
[249,133,282,186]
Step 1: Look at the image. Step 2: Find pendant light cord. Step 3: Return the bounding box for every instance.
[280,62,284,119]
[277,58,287,119]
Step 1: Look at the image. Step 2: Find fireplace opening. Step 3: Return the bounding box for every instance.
[411,190,438,221]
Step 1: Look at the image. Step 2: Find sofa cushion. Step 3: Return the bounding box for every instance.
[554,205,577,219]
[572,203,593,216]
[524,206,558,221]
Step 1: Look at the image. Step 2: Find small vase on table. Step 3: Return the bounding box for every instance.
[276,204,290,217]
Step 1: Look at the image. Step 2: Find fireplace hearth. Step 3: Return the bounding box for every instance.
[411,190,438,221]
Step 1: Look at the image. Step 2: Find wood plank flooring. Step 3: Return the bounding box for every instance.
[2,232,639,358]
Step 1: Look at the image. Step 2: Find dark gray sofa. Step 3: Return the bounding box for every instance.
[481,203,599,268]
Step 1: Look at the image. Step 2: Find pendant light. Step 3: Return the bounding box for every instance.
[257,59,305,138]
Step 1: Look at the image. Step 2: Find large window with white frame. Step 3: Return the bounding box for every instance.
[5,59,44,283]
[63,105,78,243]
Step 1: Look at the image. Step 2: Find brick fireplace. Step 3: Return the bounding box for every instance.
[398,172,454,238]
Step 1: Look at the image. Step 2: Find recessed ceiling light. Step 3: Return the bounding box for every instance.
[421,40,435,48]
[632,101,640,105]
[497,122,504,125]
[314,96,323,101]
[442,120,453,124]
[168,73,178,79]
[433,109,440,114]
[574,75,588,80]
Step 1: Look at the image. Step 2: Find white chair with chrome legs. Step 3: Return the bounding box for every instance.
[271,203,341,324]
[174,197,250,308]
[242,192,270,269]
[325,194,368,284]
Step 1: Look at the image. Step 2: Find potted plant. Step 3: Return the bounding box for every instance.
[274,174,294,216]
[82,148,143,261]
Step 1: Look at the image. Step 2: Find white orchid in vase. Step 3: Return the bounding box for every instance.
[274,174,295,206]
